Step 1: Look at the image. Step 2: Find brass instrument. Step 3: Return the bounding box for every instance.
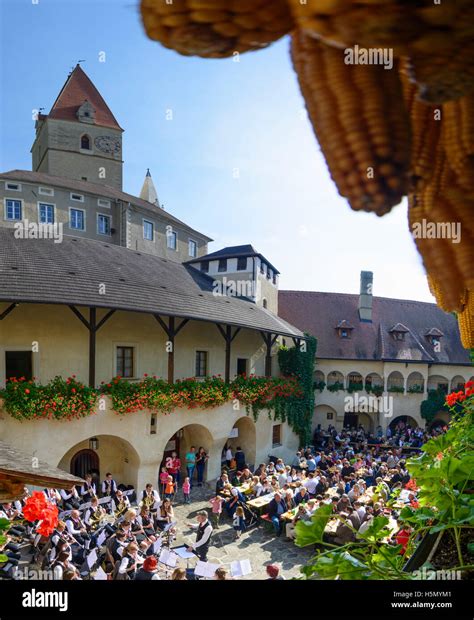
[114,498,128,518]
[140,493,155,511]
[89,506,107,531]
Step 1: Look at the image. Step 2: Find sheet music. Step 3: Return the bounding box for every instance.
[231,559,252,577]
[94,566,108,580]
[86,548,98,569]
[152,538,162,554]
[96,530,107,547]
[194,561,220,578]
[174,546,195,559]
[99,496,112,505]
[159,548,177,568]
[163,520,177,533]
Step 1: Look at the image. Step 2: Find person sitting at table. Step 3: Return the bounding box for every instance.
[348,483,362,502]
[353,500,366,522]
[254,463,266,478]
[333,513,356,545]
[336,495,351,513]
[267,493,287,537]
[291,452,303,469]
[249,476,264,498]
[306,498,318,514]
[346,506,361,531]
[225,487,246,518]
[304,473,318,498]
[357,511,374,537]
[240,468,252,483]
[288,467,299,483]
[215,473,229,497]
[231,470,242,486]
[294,487,310,506]
[266,461,276,476]
[284,490,296,511]
[315,476,329,496]
[275,458,285,473]
[262,478,273,495]
[285,503,311,541]
[270,478,280,493]
[278,466,289,488]
[306,454,317,473]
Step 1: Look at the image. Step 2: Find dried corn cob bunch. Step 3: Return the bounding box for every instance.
[458,291,474,350]
[399,65,442,191]
[408,148,474,313]
[291,30,410,215]
[442,94,474,190]
[140,0,294,58]
[288,0,474,102]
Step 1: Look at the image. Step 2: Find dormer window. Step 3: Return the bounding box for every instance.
[77,100,96,124]
[336,320,353,339]
[81,134,91,150]
[389,323,409,341]
[425,328,444,347]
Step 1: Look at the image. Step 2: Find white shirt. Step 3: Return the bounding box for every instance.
[304,478,318,494]
[225,449,233,461]
[190,520,213,550]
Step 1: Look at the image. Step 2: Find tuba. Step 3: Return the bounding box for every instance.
[141,493,155,511]
[89,506,106,530]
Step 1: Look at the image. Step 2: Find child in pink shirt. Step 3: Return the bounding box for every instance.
[209,495,224,528]
[182,477,191,503]
[160,467,168,496]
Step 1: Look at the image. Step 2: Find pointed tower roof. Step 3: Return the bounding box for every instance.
[47,64,123,131]
[139,169,160,206]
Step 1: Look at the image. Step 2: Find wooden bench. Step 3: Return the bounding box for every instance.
[260,513,274,534]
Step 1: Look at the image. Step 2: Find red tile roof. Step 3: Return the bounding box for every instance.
[46,65,122,131]
[278,290,471,365]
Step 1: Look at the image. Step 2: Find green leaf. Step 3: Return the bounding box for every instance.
[357,516,390,542]
[294,503,333,547]
[0,553,8,563]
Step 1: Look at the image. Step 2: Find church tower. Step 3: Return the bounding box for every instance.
[31,64,123,190]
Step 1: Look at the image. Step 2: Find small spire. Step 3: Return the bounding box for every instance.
[140,169,160,207]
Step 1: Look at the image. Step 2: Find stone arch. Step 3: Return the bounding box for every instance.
[313,404,338,431]
[427,374,449,393]
[450,375,466,391]
[357,412,373,433]
[347,371,363,389]
[389,415,419,432]
[314,370,325,383]
[407,371,425,392]
[327,370,344,387]
[58,434,141,490]
[228,415,257,470]
[387,371,404,391]
[365,372,383,389]
[161,423,215,483]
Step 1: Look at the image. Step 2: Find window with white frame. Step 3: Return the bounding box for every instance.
[39,186,54,196]
[188,239,197,257]
[70,208,85,230]
[143,220,154,241]
[70,193,84,202]
[167,230,177,250]
[97,198,111,208]
[97,214,111,236]
[195,350,208,377]
[5,182,21,191]
[5,199,22,220]
[116,346,134,378]
[39,203,54,224]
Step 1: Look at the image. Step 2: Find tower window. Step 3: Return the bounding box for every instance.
[237,257,247,271]
[143,220,154,241]
[81,135,91,150]
[167,231,177,250]
[97,213,111,236]
[189,239,197,257]
[5,199,22,220]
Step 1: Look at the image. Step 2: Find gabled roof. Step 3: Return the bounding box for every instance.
[278,290,470,365]
[186,244,280,274]
[46,64,123,131]
[0,170,212,241]
[0,230,302,338]
[425,327,444,337]
[336,320,354,329]
[389,323,409,333]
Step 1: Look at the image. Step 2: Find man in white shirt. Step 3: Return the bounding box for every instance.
[186,510,213,562]
[304,473,318,497]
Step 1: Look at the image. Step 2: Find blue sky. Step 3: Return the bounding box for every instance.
[0,0,433,302]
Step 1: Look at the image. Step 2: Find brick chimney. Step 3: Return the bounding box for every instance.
[358,271,373,322]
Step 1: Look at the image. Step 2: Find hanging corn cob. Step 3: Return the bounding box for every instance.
[442,94,474,190]
[291,30,410,215]
[458,291,474,350]
[140,0,294,58]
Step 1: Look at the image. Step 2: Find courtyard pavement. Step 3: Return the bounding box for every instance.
[167,482,315,580]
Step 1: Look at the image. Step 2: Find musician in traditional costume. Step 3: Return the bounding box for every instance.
[80,474,97,503]
[135,556,160,581]
[101,473,117,498]
[85,496,107,531]
[113,489,130,518]
[186,510,213,562]
[59,486,80,510]
[65,510,90,549]
[140,483,161,514]
[114,542,139,580]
